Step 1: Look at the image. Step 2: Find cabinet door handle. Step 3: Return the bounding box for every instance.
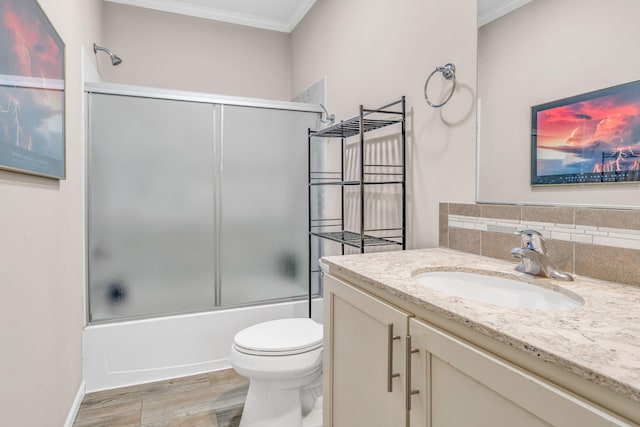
[387,323,401,392]
[406,334,420,411]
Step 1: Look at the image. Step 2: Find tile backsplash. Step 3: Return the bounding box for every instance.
[439,202,640,287]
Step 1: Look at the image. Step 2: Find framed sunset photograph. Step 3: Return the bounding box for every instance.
[531,80,640,185]
[0,0,65,179]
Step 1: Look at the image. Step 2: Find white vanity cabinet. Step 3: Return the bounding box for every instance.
[408,317,629,427]
[323,274,411,427]
[324,274,637,427]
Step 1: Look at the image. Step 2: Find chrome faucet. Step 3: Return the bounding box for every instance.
[510,230,573,281]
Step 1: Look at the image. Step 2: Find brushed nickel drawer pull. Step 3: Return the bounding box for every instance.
[406,335,420,411]
[387,323,401,392]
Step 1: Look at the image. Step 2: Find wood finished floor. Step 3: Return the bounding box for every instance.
[73,369,249,427]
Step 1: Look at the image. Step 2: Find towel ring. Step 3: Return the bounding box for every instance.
[424,63,456,108]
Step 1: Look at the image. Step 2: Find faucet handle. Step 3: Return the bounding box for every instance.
[518,229,547,254]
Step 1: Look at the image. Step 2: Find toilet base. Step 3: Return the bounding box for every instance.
[240,379,303,427]
[302,396,323,427]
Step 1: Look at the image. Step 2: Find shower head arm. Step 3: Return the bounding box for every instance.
[93,43,123,66]
[93,43,113,56]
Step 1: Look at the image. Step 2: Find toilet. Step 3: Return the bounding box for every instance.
[230,318,323,427]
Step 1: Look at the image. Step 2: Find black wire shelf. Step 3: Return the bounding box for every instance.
[310,230,403,248]
[309,117,402,139]
[309,99,405,139]
[307,97,406,319]
[309,180,404,186]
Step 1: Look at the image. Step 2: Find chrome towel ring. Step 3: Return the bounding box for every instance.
[424,63,456,108]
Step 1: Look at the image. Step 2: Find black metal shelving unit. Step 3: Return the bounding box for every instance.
[307,97,406,316]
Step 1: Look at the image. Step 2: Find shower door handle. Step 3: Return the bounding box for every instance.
[387,323,401,392]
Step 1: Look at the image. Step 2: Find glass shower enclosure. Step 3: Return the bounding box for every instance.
[87,87,319,322]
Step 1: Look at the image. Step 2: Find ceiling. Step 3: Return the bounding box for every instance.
[104,0,318,32]
[105,0,531,33]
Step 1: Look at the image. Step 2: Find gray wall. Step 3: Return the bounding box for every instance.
[99,2,292,100]
[0,1,104,425]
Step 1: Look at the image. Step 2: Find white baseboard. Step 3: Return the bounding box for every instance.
[64,381,85,427]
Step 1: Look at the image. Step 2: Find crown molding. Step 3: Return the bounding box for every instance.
[285,0,316,32]
[105,0,316,33]
[478,0,531,27]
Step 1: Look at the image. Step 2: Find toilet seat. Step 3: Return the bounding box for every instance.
[233,318,323,356]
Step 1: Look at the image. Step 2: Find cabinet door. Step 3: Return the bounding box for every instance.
[324,275,410,427]
[409,318,630,427]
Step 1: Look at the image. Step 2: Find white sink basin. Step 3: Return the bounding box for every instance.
[413,271,583,311]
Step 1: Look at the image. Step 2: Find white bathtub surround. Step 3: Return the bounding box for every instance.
[83,298,323,392]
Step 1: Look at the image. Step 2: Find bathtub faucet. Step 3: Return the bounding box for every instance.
[510,230,573,281]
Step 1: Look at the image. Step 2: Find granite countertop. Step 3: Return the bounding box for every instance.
[322,248,640,402]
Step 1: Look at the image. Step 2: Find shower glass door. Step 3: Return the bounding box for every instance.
[88,94,216,321]
[219,106,318,306]
[88,91,319,322]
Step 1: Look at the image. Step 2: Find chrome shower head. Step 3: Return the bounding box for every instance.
[111,54,123,66]
[93,43,123,66]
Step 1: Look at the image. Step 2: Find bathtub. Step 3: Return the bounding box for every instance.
[83,298,323,392]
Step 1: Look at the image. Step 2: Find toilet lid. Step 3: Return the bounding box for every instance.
[233,318,323,355]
